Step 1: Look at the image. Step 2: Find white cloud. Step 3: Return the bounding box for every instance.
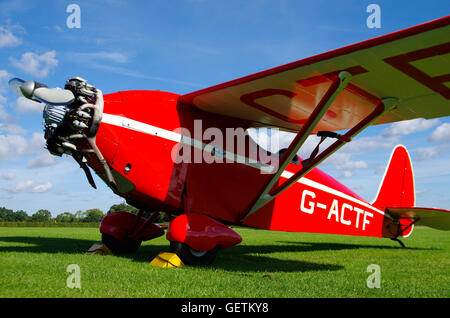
[27,152,56,168]
[0,69,13,91]
[2,180,52,194]
[0,69,13,104]
[26,133,44,150]
[0,134,28,160]
[247,128,335,159]
[247,128,289,153]
[0,81,28,136]
[414,147,439,161]
[429,123,450,142]
[15,96,44,113]
[31,182,52,193]
[0,132,45,161]
[374,164,386,175]
[4,180,34,193]
[0,122,26,134]
[0,105,10,121]
[2,180,53,194]
[248,128,373,179]
[249,128,398,164]
[0,108,8,123]
[0,172,15,180]
[74,51,128,63]
[340,171,353,178]
[10,50,58,78]
[28,132,46,151]
[342,135,401,154]
[0,72,31,136]
[383,118,439,136]
[335,160,369,171]
[413,144,450,161]
[0,26,21,48]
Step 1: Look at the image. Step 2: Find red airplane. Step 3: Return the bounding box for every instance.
[9,16,450,265]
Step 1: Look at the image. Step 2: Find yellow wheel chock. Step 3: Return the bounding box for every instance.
[150,252,184,268]
[86,243,112,255]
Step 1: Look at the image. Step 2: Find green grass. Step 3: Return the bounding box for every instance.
[0,226,448,298]
[0,222,99,227]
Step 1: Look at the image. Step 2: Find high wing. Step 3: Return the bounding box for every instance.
[180,16,450,132]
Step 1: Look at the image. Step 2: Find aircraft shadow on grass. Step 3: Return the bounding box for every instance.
[0,236,436,273]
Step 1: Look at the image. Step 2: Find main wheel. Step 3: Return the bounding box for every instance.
[102,234,142,254]
[170,241,220,265]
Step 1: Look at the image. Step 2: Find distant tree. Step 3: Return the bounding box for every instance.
[156,213,168,223]
[55,212,76,223]
[108,202,167,223]
[108,202,138,214]
[14,210,29,222]
[31,209,52,222]
[0,207,15,222]
[81,209,104,223]
[108,202,155,218]
[74,210,84,222]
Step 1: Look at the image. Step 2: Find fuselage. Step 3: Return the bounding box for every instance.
[91,90,398,239]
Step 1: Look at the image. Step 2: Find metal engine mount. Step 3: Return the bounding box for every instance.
[41,77,115,191]
[43,77,98,156]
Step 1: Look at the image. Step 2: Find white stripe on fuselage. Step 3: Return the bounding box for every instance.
[281,171,384,216]
[101,113,385,216]
[102,113,273,172]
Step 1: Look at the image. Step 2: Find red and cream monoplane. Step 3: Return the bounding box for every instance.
[9,16,450,265]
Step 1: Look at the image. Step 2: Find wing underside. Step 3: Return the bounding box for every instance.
[180,16,450,132]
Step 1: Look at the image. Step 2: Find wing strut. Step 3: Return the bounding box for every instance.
[240,71,398,221]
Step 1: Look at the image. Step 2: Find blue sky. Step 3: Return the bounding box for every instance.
[0,0,449,216]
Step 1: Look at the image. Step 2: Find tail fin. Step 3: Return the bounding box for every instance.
[372,145,415,211]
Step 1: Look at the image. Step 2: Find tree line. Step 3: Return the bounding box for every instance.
[0,202,167,223]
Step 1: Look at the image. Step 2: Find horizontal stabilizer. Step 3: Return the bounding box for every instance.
[386,207,450,231]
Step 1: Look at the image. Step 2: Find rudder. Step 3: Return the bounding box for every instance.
[372,145,415,211]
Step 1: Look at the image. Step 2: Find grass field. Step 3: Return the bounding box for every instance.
[0,226,448,298]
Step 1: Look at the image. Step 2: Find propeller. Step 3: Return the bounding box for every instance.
[8,77,75,106]
[33,87,76,105]
[8,77,25,97]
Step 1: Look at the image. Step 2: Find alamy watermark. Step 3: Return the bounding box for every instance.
[366,264,381,288]
[366,4,381,29]
[66,4,81,29]
[66,264,81,289]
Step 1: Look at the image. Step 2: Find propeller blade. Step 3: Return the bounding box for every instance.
[8,78,25,97]
[33,87,75,106]
[8,78,72,105]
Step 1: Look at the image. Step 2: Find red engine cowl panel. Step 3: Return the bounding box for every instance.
[166,213,242,251]
[100,211,164,241]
